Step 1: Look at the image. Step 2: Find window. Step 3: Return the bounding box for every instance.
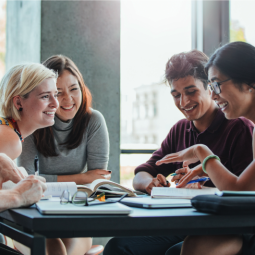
[120,0,192,188]
[0,0,6,80]
[230,1,255,45]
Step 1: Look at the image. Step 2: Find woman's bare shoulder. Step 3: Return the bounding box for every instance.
[0,125,22,159]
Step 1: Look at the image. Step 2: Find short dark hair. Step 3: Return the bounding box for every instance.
[165,50,209,89]
[205,41,255,90]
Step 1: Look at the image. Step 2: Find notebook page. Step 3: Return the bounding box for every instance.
[151,187,218,199]
[44,182,77,197]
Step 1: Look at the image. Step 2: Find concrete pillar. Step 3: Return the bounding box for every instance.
[6,0,120,183]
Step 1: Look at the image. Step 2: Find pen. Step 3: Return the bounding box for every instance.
[157,177,169,186]
[170,173,185,176]
[34,155,39,176]
[186,177,210,185]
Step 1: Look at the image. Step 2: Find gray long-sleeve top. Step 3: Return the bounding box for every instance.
[17,109,109,182]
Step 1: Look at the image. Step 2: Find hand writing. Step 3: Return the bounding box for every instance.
[13,175,47,207]
[145,174,170,195]
[171,162,191,184]
[176,164,206,188]
[0,153,25,189]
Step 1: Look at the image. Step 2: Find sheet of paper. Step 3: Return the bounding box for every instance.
[151,187,218,199]
[44,182,77,197]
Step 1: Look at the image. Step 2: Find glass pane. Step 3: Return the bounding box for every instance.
[120,0,192,188]
[230,0,255,45]
[120,153,175,189]
[120,153,152,188]
[0,0,6,80]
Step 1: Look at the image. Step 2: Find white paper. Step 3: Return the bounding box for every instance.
[151,187,218,199]
[44,182,77,197]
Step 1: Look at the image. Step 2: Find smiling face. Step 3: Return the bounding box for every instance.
[19,77,59,129]
[55,70,82,122]
[208,66,253,120]
[171,75,215,123]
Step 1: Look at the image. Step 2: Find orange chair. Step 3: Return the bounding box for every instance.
[85,245,104,255]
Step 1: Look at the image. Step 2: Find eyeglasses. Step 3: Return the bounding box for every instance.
[60,190,128,206]
[208,78,231,95]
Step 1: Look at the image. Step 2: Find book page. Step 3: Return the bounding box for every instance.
[44,182,77,197]
[151,187,218,199]
[91,179,133,192]
[85,179,136,197]
[77,185,94,197]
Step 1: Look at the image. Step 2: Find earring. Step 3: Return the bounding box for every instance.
[18,107,23,112]
[249,88,253,92]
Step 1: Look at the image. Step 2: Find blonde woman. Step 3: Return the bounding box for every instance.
[0,63,71,255]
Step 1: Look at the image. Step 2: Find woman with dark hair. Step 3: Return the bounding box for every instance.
[18,55,110,255]
[156,41,255,255]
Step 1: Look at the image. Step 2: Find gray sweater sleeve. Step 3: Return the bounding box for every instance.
[86,110,109,170]
[17,135,58,181]
[17,109,109,181]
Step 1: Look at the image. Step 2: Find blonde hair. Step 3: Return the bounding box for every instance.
[0,63,57,121]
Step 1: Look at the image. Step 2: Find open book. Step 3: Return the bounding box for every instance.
[77,179,140,197]
[151,187,219,199]
[43,179,141,198]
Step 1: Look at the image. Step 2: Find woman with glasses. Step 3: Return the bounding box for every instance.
[156,41,255,255]
[18,55,110,255]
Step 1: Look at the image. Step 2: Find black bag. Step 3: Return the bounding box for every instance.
[191,195,255,215]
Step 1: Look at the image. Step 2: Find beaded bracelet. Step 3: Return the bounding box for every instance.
[202,155,221,174]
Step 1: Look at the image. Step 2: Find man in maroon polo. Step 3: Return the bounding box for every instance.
[104,50,254,255]
[133,50,254,193]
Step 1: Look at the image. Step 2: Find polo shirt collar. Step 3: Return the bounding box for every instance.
[187,109,225,134]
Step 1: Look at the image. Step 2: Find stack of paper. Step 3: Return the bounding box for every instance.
[151,187,219,199]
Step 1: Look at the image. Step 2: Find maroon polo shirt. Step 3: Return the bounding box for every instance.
[135,109,254,187]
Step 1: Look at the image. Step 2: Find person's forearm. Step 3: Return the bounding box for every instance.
[57,174,83,184]
[57,169,107,184]
[133,172,154,192]
[0,190,21,212]
[195,145,240,190]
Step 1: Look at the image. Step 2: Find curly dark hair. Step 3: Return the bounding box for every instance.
[165,49,209,89]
